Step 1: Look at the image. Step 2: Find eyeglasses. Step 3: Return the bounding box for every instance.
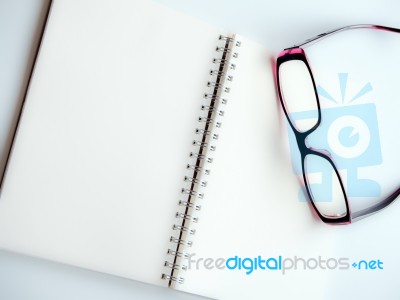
[276,24,400,224]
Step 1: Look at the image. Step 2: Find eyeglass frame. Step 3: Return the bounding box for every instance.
[276,24,400,224]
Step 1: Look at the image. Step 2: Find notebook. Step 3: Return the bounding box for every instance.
[0,0,399,299]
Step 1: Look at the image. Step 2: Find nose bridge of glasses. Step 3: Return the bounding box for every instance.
[294,130,309,153]
[293,126,331,159]
[303,125,334,157]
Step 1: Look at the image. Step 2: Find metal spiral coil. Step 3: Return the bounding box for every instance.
[204,93,228,105]
[218,34,242,47]
[195,127,211,135]
[207,81,230,93]
[192,139,208,148]
[167,249,190,258]
[173,223,197,234]
[184,175,208,187]
[181,188,204,199]
[176,212,199,223]
[164,261,188,271]
[195,128,219,141]
[178,200,201,211]
[189,151,211,162]
[201,105,225,116]
[162,34,240,287]
[170,236,193,247]
[209,69,225,76]
[186,164,210,175]
[198,116,214,125]
[215,46,239,58]
[212,58,236,70]
[161,274,184,284]
[201,104,216,112]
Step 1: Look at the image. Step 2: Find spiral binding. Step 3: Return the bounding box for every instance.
[161,34,240,287]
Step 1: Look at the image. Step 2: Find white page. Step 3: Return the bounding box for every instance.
[0,0,225,287]
[176,36,400,299]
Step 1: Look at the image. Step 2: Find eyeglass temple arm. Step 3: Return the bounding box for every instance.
[352,187,400,221]
[286,24,400,49]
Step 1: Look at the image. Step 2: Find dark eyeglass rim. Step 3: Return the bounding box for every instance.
[277,48,351,224]
[276,24,400,224]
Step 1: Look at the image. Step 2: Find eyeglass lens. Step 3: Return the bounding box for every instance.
[279,59,319,132]
[304,154,347,218]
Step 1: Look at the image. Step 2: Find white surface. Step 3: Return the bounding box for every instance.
[157,0,400,52]
[0,0,50,182]
[0,249,203,300]
[0,0,400,299]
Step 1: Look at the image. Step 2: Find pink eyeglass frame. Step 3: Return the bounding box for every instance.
[276,24,400,224]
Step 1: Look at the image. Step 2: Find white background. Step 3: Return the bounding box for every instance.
[0,0,399,299]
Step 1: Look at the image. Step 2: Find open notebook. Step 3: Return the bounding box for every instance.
[0,0,399,299]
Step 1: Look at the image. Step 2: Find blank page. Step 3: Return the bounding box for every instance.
[0,0,224,287]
